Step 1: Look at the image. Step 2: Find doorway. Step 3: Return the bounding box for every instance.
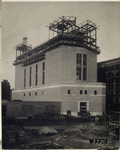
[80,102,87,113]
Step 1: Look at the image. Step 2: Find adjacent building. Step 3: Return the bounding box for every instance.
[2,80,12,117]
[7,16,106,117]
[97,57,120,121]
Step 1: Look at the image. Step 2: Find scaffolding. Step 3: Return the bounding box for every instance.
[13,16,100,66]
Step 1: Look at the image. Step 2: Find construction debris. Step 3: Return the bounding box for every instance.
[2,125,26,146]
[24,141,64,149]
[24,126,58,135]
[38,127,58,135]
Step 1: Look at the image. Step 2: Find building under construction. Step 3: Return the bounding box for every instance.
[7,16,106,117]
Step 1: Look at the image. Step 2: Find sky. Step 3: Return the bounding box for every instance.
[1,2,120,88]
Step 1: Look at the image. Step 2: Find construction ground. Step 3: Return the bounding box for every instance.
[2,116,119,149]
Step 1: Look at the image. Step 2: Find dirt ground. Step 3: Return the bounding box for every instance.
[22,122,119,149]
[2,119,119,149]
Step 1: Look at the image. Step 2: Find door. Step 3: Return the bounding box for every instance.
[80,102,87,113]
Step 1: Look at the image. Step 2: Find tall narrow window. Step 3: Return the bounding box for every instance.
[43,62,45,71]
[83,54,87,66]
[77,54,81,65]
[76,54,81,80]
[83,54,87,81]
[76,67,81,80]
[83,68,87,80]
[35,65,38,86]
[24,69,26,88]
[29,67,32,87]
[42,62,45,84]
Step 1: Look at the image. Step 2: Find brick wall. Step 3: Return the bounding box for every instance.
[7,101,61,117]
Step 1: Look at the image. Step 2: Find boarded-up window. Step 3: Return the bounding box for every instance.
[22,105,34,111]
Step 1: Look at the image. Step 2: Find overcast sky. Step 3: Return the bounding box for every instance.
[1,2,120,88]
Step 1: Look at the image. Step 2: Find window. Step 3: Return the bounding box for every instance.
[83,54,87,66]
[83,68,87,81]
[24,69,26,88]
[76,67,81,80]
[116,84,120,89]
[76,53,87,81]
[116,71,120,76]
[22,105,25,111]
[22,105,34,111]
[43,62,45,71]
[109,91,113,95]
[77,54,81,65]
[113,98,116,103]
[107,78,114,83]
[24,93,25,96]
[116,64,120,69]
[113,91,116,95]
[106,73,114,79]
[80,90,82,94]
[68,90,71,94]
[35,65,38,86]
[42,91,44,95]
[116,91,119,96]
[94,90,97,95]
[106,91,109,95]
[76,54,81,80]
[110,85,113,89]
[83,54,87,81]
[107,85,113,90]
[29,67,32,87]
[116,78,120,82]
[42,62,45,84]
[85,90,87,94]
[29,93,31,96]
[42,72,45,84]
[35,92,37,95]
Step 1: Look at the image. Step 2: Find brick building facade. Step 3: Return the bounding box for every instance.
[7,17,106,117]
[97,57,120,120]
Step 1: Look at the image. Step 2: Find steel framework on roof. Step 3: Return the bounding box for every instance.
[14,16,100,66]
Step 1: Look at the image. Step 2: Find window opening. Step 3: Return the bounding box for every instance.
[42,62,45,84]
[68,90,71,94]
[76,54,81,80]
[85,90,87,94]
[29,67,32,87]
[83,54,87,81]
[94,90,97,95]
[80,90,82,94]
[35,65,38,86]
[24,69,26,88]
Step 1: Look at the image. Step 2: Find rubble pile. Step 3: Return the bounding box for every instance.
[2,125,26,148]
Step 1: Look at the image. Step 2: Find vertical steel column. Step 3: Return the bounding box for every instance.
[16,49,17,59]
[95,28,97,46]
[62,16,64,34]
[74,17,77,31]
[53,31,54,37]
[90,31,91,48]
[49,28,50,39]
[20,50,21,56]
[57,21,58,36]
